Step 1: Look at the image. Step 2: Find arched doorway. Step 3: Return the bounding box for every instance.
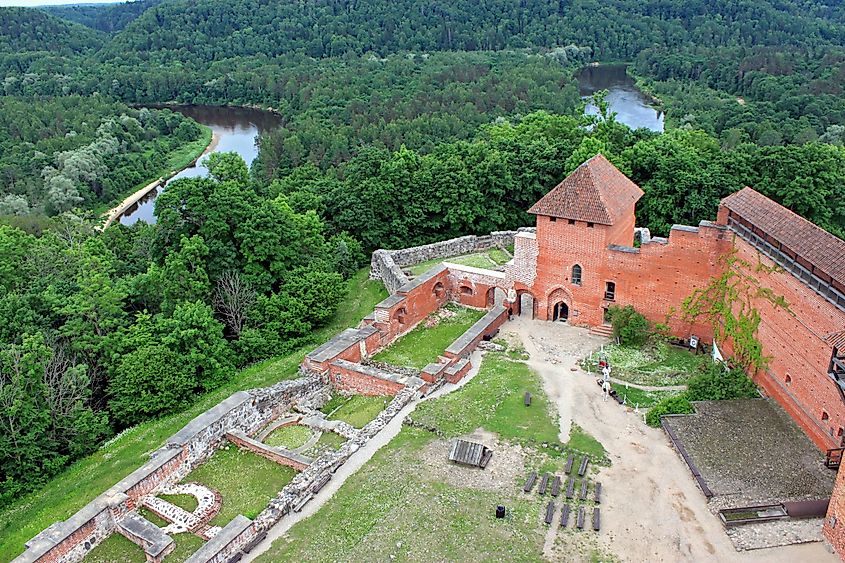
[552,302,569,322]
[486,287,506,307]
[518,292,535,319]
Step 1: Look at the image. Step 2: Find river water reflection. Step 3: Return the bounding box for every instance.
[119,105,282,225]
[576,65,664,132]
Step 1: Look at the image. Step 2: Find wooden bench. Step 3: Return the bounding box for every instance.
[293,493,313,513]
[579,479,588,501]
[578,455,589,476]
[565,478,575,499]
[564,454,575,474]
[594,482,602,504]
[241,532,267,554]
[312,473,331,494]
[524,392,532,406]
[225,554,243,563]
[523,471,537,493]
[479,449,493,469]
[544,502,555,525]
[576,506,586,529]
[593,507,601,531]
[560,504,571,527]
[551,475,561,497]
[538,473,549,495]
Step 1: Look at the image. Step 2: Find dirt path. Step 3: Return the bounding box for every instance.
[503,319,836,563]
[242,351,485,561]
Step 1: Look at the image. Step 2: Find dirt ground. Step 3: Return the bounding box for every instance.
[503,318,838,562]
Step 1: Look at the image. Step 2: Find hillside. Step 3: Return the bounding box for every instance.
[101,0,845,64]
[43,0,163,33]
[0,7,104,54]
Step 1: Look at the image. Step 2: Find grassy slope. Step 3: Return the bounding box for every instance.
[583,342,707,387]
[257,352,606,561]
[0,268,386,561]
[372,304,485,369]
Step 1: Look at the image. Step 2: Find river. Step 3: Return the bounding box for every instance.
[576,65,664,132]
[119,105,283,225]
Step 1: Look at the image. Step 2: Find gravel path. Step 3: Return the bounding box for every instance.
[504,318,837,562]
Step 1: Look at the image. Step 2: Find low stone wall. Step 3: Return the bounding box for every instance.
[184,516,254,563]
[14,376,324,563]
[370,229,529,293]
[329,359,424,396]
[445,305,508,359]
[226,431,312,472]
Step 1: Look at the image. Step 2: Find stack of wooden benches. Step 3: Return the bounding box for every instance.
[522,453,602,532]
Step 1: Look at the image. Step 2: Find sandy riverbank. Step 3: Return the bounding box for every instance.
[100,130,219,229]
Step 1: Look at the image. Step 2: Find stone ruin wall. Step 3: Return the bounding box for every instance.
[370,229,532,294]
[14,376,324,563]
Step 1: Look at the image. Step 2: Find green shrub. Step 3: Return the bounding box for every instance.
[645,394,694,427]
[687,364,759,401]
[607,305,650,346]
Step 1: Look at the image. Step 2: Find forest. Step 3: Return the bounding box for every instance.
[1,0,845,538]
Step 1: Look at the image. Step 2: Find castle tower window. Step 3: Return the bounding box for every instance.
[587,222,595,228]
[568,219,576,225]
[604,281,616,301]
[571,264,582,286]
[822,411,830,421]
[550,216,557,222]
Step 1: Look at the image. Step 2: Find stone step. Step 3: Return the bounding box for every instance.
[589,325,614,338]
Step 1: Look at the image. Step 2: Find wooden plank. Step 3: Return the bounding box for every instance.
[576,506,586,529]
[538,473,549,495]
[594,482,602,504]
[523,471,537,493]
[479,449,493,469]
[564,454,575,474]
[592,507,601,531]
[560,504,571,527]
[312,473,331,494]
[578,455,589,476]
[579,479,588,501]
[551,475,561,497]
[544,502,555,525]
[565,478,575,499]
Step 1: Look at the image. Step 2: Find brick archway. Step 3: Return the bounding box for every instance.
[546,287,573,321]
[515,290,536,319]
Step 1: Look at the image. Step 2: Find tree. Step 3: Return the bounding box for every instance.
[109,345,195,425]
[213,270,256,338]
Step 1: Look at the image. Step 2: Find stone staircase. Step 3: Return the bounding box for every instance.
[589,324,614,338]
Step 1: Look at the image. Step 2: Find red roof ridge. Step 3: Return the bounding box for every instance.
[528,154,643,225]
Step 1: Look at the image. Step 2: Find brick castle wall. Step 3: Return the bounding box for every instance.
[825,467,845,557]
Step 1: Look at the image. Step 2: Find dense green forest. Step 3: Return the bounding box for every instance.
[2,0,845,542]
[0,96,205,215]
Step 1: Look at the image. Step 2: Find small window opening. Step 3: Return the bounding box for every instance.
[571,264,582,286]
[568,219,576,225]
[460,286,473,296]
[587,222,595,228]
[822,411,830,421]
[604,281,616,301]
[550,216,557,222]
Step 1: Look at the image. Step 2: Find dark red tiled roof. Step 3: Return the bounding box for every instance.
[528,154,644,225]
[827,330,845,350]
[721,187,845,288]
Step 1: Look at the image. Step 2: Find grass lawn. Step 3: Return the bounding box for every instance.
[328,395,391,428]
[414,352,609,464]
[408,249,510,275]
[186,446,296,526]
[613,385,681,408]
[372,304,485,369]
[85,532,145,563]
[0,268,386,561]
[159,493,198,513]
[264,425,313,449]
[138,507,169,527]
[583,342,709,386]
[255,428,547,562]
[169,533,205,561]
[256,353,605,561]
